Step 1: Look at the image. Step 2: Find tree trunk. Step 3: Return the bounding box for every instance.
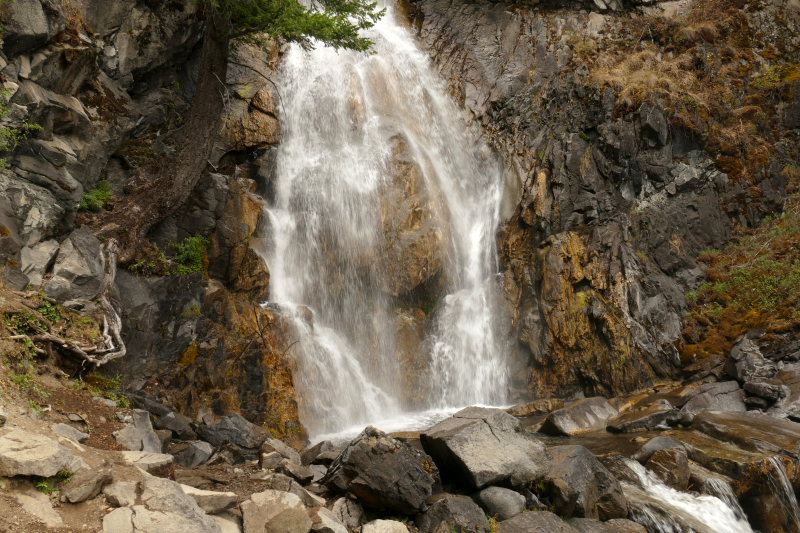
[93,11,229,264]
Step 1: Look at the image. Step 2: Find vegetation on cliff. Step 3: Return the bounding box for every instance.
[681,166,800,361]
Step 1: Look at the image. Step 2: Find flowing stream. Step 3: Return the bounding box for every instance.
[264,1,507,438]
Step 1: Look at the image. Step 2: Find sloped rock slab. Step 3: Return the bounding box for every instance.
[121,451,174,472]
[416,493,490,533]
[0,429,74,477]
[497,511,579,533]
[692,410,800,457]
[679,381,745,424]
[606,401,679,433]
[540,398,619,436]
[323,426,439,513]
[421,407,551,490]
[544,445,627,520]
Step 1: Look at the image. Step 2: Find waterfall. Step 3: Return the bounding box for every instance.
[766,457,800,530]
[621,459,754,533]
[264,2,507,438]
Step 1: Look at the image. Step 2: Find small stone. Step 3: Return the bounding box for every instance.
[93,396,117,408]
[180,484,238,513]
[120,451,173,472]
[474,487,525,521]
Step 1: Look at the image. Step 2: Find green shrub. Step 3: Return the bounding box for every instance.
[79,181,113,212]
[0,89,42,167]
[171,236,210,274]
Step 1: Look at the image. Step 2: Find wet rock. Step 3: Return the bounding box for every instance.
[53,422,89,443]
[280,460,315,484]
[120,451,174,473]
[544,446,627,520]
[540,398,619,436]
[606,401,679,433]
[679,381,745,424]
[645,448,689,491]
[241,490,306,533]
[323,426,439,513]
[332,497,366,531]
[421,407,550,490]
[175,441,215,467]
[105,480,138,507]
[416,493,490,533]
[497,511,579,533]
[567,518,646,533]
[724,337,777,383]
[632,436,684,464]
[309,507,348,533]
[692,410,800,457]
[473,486,525,521]
[301,441,336,466]
[362,520,408,533]
[1,0,66,57]
[113,409,162,453]
[505,399,564,417]
[0,429,74,477]
[43,228,105,303]
[61,463,113,503]
[207,440,246,466]
[197,413,270,458]
[181,484,237,514]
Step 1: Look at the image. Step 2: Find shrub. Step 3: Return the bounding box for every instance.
[79,181,113,212]
[171,236,210,274]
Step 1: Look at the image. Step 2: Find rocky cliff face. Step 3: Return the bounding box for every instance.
[406,0,800,400]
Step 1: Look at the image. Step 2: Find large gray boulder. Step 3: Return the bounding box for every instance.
[196,413,269,458]
[540,398,619,436]
[103,475,222,533]
[724,337,777,383]
[60,463,113,503]
[474,486,525,521]
[0,429,75,477]
[323,426,440,514]
[632,436,684,464]
[113,409,162,453]
[679,381,745,424]
[645,448,689,491]
[309,507,348,533]
[544,446,627,520]
[175,441,215,467]
[241,490,306,533]
[416,494,490,533]
[332,497,366,531]
[497,511,579,533]
[421,407,551,490]
[606,400,680,433]
[1,0,66,57]
[44,228,105,303]
[180,484,237,514]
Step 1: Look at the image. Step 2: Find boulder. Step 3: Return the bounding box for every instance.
[420,407,551,490]
[113,409,162,453]
[252,472,325,508]
[540,398,619,436]
[196,413,269,457]
[416,494,490,533]
[261,438,303,465]
[267,507,313,533]
[645,448,690,490]
[632,436,685,464]
[724,337,777,383]
[241,490,306,533]
[362,521,408,533]
[301,441,336,466]
[497,511,579,533]
[639,103,668,146]
[743,380,785,402]
[280,460,315,484]
[121,451,174,472]
[214,511,244,533]
[43,228,105,303]
[679,381,746,424]
[474,486,525,521]
[692,410,800,457]
[505,399,564,417]
[544,446,627,520]
[323,426,440,514]
[15,486,64,528]
[155,412,198,441]
[309,507,349,533]
[20,239,58,287]
[181,484,238,514]
[207,440,246,466]
[332,497,366,531]
[126,475,222,533]
[0,429,74,477]
[567,518,647,533]
[103,507,134,533]
[60,463,113,503]
[1,0,66,57]
[105,480,138,507]
[606,400,680,433]
[52,422,89,443]
[175,441,215,467]
[262,451,285,470]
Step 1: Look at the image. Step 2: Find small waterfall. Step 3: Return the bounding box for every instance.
[766,457,800,530]
[265,2,507,437]
[701,477,747,522]
[621,459,754,533]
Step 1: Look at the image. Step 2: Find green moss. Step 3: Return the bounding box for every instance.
[171,236,210,275]
[78,181,113,212]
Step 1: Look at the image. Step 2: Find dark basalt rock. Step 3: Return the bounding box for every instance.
[196,413,269,458]
[606,400,680,433]
[679,381,746,424]
[541,398,619,436]
[416,494,490,533]
[421,407,551,490]
[322,426,440,514]
[301,440,336,466]
[473,486,526,521]
[632,436,685,464]
[645,448,690,491]
[497,511,579,533]
[724,337,777,384]
[543,445,627,521]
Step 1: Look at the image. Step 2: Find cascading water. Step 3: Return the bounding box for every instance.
[264,1,507,438]
[621,459,754,533]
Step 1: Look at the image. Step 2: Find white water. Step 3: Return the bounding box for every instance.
[767,457,800,529]
[623,460,754,533]
[264,2,507,438]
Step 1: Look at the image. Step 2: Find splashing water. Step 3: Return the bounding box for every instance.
[766,457,800,530]
[622,459,754,533]
[265,2,507,437]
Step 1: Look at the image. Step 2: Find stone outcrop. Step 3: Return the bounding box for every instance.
[540,398,619,436]
[0,429,75,477]
[421,407,551,490]
[416,494,490,533]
